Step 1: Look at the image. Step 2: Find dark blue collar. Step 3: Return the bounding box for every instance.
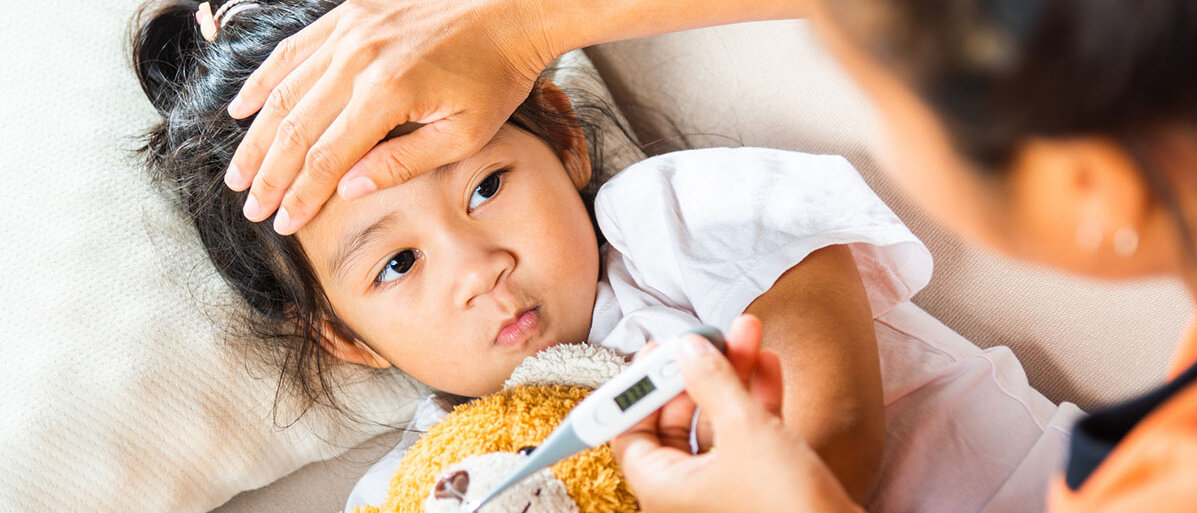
[1066,359,1197,490]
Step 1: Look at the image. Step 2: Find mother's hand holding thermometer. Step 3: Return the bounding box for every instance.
[611,314,863,513]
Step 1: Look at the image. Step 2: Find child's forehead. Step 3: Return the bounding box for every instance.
[374,123,529,181]
[443,127,522,169]
[301,124,544,267]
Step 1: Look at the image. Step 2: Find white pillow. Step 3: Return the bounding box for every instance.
[0,1,641,511]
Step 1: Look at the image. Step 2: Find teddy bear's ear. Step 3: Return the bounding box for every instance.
[503,344,627,389]
[425,453,579,513]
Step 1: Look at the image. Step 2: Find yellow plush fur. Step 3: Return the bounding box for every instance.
[366,384,637,513]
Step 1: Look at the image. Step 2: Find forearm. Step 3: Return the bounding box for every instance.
[744,245,885,505]
[533,0,809,55]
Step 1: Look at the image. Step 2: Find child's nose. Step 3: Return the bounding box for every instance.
[449,242,515,308]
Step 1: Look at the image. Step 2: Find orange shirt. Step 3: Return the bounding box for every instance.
[1049,334,1197,512]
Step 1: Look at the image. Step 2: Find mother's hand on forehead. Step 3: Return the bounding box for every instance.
[225,0,560,235]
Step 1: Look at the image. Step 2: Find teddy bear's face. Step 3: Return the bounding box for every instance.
[382,385,638,513]
[377,345,638,513]
[425,453,579,513]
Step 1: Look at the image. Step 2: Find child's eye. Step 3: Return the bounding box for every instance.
[375,249,420,285]
[468,170,507,212]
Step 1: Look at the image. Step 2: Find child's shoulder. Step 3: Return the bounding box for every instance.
[601,147,852,189]
[596,147,854,204]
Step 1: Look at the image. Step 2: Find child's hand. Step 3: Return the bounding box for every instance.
[612,315,862,513]
[224,0,560,235]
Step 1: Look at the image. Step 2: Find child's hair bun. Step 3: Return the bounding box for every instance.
[132,0,204,114]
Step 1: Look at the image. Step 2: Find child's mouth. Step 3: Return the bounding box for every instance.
[494,307,541,347]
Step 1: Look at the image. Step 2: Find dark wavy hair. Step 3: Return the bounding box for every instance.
[130,0,628,426]
[829,0,1197,257]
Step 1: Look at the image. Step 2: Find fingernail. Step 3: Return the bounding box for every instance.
[243,194,261,220]
[679,336,712,362]
[224,163,242,189]
[228,94,243,117]
[273,207,292,234]
[340,176,377,200]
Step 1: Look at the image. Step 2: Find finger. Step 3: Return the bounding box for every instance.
[271,90,397,234]
[618,341,689,453]
[633,341,660,362]
[611,406,665,468]
[227,49,333,193]
[678,317,759,453]
[676,335,764,441]
[750,349,786,418]
[725,314,764,382]
[338,118,492,199]
[612,433,693,495]
[249,73,350,228]
[655,392,699,453]
[612,411,696,491]
[228,12,337,119]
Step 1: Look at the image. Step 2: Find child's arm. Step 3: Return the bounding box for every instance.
[744,244,883,505]
[593,148,933,503]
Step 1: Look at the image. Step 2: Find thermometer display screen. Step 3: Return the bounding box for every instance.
[614,376,657,411]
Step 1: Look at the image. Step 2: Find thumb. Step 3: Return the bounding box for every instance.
[676,335,763,441]
[338,119,490,199]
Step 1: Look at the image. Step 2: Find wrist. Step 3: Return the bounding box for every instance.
[532,0,809,53]
[521,0,592,58]
[531,0,673,52]
[474,0,565,83]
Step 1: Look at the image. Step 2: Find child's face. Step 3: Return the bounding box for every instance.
[296,124,599,396]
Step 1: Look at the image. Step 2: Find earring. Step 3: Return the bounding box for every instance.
[1076,218,1104,252]
[1114,226,1140,257]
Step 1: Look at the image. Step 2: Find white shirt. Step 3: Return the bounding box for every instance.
[587,147,930,354]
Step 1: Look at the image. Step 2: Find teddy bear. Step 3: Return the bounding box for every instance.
[350,343,640,513]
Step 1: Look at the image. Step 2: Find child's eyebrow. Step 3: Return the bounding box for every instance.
[330,211,402,283]
[327,132,513,283]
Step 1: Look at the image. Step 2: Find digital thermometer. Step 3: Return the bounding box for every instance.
[463,325,726,512]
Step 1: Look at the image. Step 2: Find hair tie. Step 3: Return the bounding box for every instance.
[196,0,260,42]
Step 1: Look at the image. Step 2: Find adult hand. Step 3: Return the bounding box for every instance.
[612,315,863,513]
[225,0,560,235]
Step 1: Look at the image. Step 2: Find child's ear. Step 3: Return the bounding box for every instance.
[315,320,391,369]
[534,80,592,190]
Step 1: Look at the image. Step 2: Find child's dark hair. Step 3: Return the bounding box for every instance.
[130,0,627,426]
